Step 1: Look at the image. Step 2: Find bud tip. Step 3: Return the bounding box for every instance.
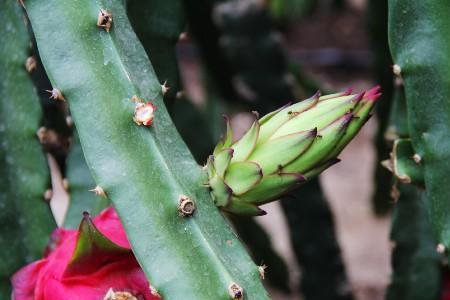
[364,85,382,102]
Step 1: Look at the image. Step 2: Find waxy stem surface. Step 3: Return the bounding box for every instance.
[24,0,268,299]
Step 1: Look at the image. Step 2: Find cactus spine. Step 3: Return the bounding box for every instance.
[388,0,450,253]
[0,1,55,296]
[24,0,268,298]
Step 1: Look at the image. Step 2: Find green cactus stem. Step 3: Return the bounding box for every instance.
[388,0,450,253]
[207,88,380,215]
[386,185,442,300]
[24,0,268,298]
[64,132,109,228]
[0,1,55,296]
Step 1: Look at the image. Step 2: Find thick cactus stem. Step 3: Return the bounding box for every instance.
[0,0,55,296]
[24,0,268,298]
[388,0,450,252]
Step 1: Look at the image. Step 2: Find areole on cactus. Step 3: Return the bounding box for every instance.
[207,86,381,215]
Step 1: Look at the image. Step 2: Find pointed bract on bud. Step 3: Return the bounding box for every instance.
[207,87,380,215]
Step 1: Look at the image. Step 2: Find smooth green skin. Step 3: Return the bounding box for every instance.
[388,0,450,249]
[224,162,262,195]
[239,172,303,205]
[64,132,109,228]
[215,148,234,178]
[386,185,441,300]
[25,0,268,298]
[257,95,318,145]
[0,1,55,295]
[271,95,357,138]
[232,119,260,163]
[127,0,185,108]
[249,130,316,175]
[284,114,350,173]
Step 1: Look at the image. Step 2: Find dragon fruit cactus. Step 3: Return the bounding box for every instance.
[207,87,381,215]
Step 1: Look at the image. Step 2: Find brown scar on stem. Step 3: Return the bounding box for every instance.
[178,194,196,217]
